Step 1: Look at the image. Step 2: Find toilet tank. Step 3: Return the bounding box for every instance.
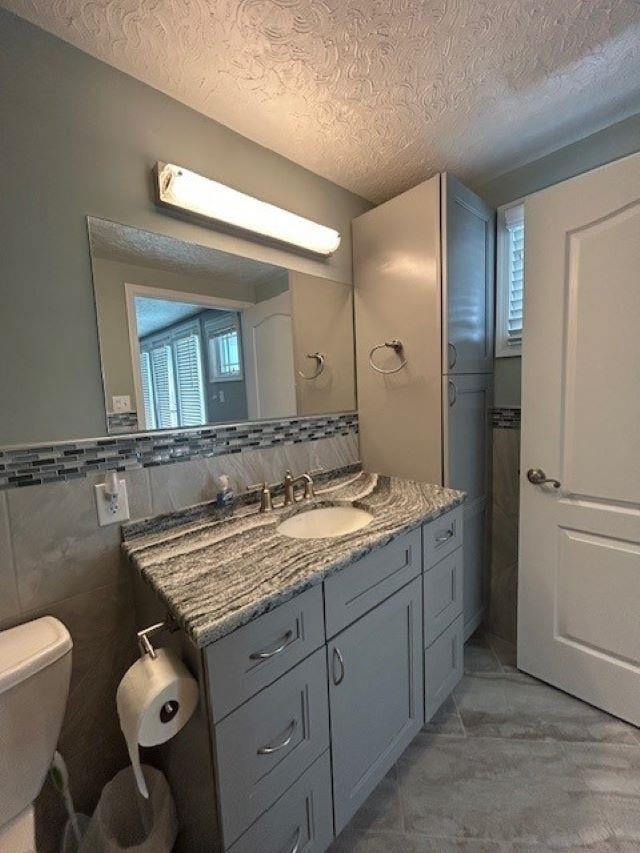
[0,616,72,827]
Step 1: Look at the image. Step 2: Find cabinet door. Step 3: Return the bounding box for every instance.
[328,577,423,835]
[443,373,493,638]
[442,174,495,374]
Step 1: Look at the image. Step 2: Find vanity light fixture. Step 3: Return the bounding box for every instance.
[153,162,341,258]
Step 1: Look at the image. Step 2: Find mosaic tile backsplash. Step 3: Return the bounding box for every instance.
[0,412,359,491]
[107,411,140,433]
[492,407,521,429]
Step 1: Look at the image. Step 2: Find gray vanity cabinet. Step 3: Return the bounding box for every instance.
[175,508,465,851]
[328,576,424,835]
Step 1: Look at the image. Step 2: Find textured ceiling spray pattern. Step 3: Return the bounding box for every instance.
[4,0,640,201]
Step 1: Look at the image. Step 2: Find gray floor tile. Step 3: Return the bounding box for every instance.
[464,640,502,673]
[486,632,518,671]
[330,831,507,852]
[395,733,612,847]
[563,742,640,843]
[423,696,466,737]
[453,673,638,745]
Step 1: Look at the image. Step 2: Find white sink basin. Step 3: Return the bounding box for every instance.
[277,506,373,540]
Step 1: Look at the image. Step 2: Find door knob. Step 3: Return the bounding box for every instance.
[527,468,561,489]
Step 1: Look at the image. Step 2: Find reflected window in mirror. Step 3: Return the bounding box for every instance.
[88,217,356,435]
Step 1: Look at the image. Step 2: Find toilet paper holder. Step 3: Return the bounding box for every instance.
[137,618,177,660]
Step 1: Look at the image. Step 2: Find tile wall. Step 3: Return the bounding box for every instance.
[488,409,521,644]
[0,420,359,851]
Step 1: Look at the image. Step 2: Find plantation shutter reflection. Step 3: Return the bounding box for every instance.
[150,344,178,428]
[140,350,156,430]
[174,331,206,425]
[505,205,524,347]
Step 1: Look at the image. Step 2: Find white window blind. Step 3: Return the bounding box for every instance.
[174,332,206,426]
[496,202,524,357]
[150,344,178,428]
[139,318,207,429]
[139,350,156,430]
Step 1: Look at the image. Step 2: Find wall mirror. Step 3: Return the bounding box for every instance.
[88,218,356,434]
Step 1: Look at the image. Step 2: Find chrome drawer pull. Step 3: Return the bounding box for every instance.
[435,528,454,545]
[249,629,294,660]
[332,647,345,686]
[257,719,297,755]
[288,826,302,853]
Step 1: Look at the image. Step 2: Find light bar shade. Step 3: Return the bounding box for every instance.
[154,162,341,257]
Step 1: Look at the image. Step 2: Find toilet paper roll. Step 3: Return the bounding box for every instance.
[116,647,199,798]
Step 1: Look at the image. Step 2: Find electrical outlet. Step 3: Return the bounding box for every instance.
[112,395,132,413]
[95,479,130,526]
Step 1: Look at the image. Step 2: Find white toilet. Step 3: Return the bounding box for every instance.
[0,616,72,852]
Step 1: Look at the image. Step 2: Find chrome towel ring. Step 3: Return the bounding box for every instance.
[298,352,325,380]
[368,339,408,374]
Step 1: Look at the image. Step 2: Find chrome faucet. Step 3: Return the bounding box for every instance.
[283,470,315,506]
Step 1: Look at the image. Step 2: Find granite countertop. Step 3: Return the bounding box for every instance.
[123,469,465,648]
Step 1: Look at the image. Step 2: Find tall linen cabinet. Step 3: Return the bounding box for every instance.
[353,173,494,640]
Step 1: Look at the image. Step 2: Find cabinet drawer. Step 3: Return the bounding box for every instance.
[423,507,463,568]
[425,613,464,722]
[215,647,330,846]
[324,528,421,638]
[206,585,325,721]
[228,751,333,853]
[423,547,463,646]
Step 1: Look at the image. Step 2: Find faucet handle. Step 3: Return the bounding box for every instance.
[302,476,315,500]
[246,481,275,513]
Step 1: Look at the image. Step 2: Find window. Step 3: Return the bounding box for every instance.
[205,314,244,382]
[140,320,206,428]
[495,201,524,357]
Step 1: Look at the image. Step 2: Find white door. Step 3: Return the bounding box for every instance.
[242,291,296,420]
[519,152,640,725]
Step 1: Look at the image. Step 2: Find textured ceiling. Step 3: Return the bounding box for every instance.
[6,1,640,202]
[134,297,205,338]
[88,217,286,286]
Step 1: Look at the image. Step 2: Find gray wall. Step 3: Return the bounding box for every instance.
[476,111,640,407]
[0,9,370,445]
